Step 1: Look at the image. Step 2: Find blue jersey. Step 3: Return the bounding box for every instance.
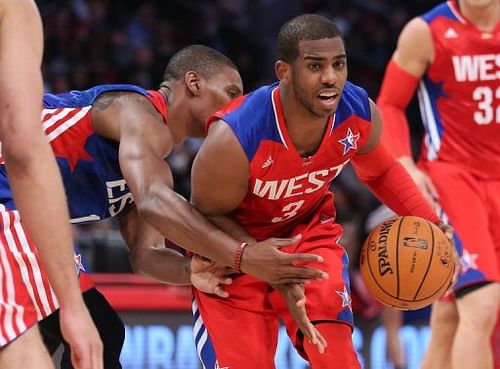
[0,84,169,223]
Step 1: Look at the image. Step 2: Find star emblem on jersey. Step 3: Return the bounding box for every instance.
[74,253,86,275]
[338,127,360,155]
[460,249,478,274]
[336,287,352,309]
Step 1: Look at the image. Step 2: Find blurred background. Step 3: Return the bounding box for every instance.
[36,0,440,368]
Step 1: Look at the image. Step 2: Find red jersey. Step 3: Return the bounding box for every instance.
[419,1,500,178]
[210,81,372,240]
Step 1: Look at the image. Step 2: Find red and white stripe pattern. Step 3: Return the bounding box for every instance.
[42,106,92,142]
[0,204,58,346]
[0,106,92,165]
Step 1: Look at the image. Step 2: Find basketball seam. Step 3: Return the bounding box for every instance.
[419,249,455,301]
[366,219,400,300]
[396,217,403,299]
[412,220,435,300]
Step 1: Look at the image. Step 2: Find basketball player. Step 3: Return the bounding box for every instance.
[189,14,453,369]
[0,44,330,367]
[0,0,102,368]
[377,1,500,368]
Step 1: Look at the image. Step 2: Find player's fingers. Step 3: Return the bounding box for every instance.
[286,252,324,264]
[296,296,306,307]
[271,234,302,247]
[193,254,216,267]
[222,277,233,285]
[93,340,104,369]
[214,286,229,298]
[273,270,327,284]
[317,328,328,348]
[70,344,90,369]
[273,278,312,284]
[281,263,329,281]
[436,221,454,240]
[314,327,328,353]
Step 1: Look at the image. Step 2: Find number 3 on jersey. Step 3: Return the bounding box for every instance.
[473,86,500,125]
[272,200,305,223]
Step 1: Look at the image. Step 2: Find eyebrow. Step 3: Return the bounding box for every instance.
[303,54,347,61]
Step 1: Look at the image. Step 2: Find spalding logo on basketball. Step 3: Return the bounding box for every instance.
[359,216,456,310]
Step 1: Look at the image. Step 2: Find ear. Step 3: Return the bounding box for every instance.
[275,60,290,83]
[185,71,202,96]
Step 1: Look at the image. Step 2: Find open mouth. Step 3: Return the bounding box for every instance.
[317,92,339,108]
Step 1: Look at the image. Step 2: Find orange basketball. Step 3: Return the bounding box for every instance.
[359,216,456,310]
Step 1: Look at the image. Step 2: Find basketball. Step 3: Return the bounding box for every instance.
[359,216,456,310]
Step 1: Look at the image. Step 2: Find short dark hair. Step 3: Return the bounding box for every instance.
[163,45,237,82]
[277,14,343,62]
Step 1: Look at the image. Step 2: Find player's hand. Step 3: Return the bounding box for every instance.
[435,221,461,294]
[272,283,327,354]
[240,234,329,285]
[190,254,233,298]
[435,220,454,240]
[399,157,439,208]
[59,302,103,369]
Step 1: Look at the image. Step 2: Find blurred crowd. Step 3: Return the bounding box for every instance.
[37,0,434,273]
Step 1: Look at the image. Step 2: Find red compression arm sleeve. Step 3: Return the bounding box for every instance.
[352,143,440,223]
[377,60,420,158]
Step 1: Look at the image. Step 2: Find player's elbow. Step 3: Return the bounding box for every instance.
[128,246,149,276]
[134,189,180,227]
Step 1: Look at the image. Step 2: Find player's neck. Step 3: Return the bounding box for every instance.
[458,0,500,31]
[158,86,187,144]
[279,86,330,157]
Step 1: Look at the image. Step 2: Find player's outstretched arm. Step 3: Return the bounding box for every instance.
[0,1,102,368]
[352,101,452,237]
[377,17,438,204]
[191,119,329,284]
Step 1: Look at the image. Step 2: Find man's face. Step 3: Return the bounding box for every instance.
[289,37,347,118]
[197,67,243,125]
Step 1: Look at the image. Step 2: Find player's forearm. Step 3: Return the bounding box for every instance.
[4,137,84,307]
[129,246,191,285]
[352,144,439,223]
[136,186,239,268]
[377,59,420,158]
[206,215,255,244]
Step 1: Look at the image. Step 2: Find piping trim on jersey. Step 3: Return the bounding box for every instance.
[270,87,289,150]
[417,81,441,160]
[447,1,467,25]
[70,215,101,224]
[192,298,217,369]
[329,113,337,136]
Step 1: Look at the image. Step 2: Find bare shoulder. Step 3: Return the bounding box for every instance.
[93,91,156,114]
[398,17,432,47]
[393,17,433,77]
[201,119,249,166]
[92,91,166,143]
[191,119,249,214]
[0,0,40,25]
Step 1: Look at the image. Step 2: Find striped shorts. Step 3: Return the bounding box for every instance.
[0,206,58,346]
